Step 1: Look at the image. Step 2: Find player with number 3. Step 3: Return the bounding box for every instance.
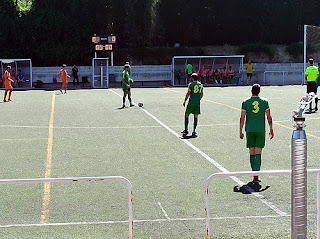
[182,73,203,138]
[239,84,274,183]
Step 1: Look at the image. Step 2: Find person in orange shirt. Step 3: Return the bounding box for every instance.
[214,68,221,84]
[227,66,235,83]
[59,64,70,94]
[3,66,14,102]
[207,66,213,83]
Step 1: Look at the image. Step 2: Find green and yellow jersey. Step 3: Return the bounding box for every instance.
[122,70,130,91]
[186,64,193,75]
[241,96,269,132]
[188,81,203,105]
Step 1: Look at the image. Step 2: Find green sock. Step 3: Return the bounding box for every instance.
[250,155,256,171]
[193,117,198,132]
[184,117,189,131]
[129,98,132,105]
[250,154,261,171]
[255,154,261,171]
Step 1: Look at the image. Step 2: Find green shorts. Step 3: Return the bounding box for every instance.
[122,83,130,92]
[246,132,265,148]
[185,103,200,115]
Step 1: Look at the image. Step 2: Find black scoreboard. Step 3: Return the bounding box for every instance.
[92,35,117,51]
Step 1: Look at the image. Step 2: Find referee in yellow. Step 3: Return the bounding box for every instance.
[305,58,319,113]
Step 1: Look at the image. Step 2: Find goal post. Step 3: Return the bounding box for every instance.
[172,55,245,86]
[303,25,320,75]
[92,58,109,88]
[0,59,33,88]
[0,176,133,239]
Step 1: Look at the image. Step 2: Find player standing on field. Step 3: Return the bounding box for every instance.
[304,58,319,113]
[182,73,203,138]
[239,84,274,183]
[3,66,14,102]
[59,64,70,94]
[121,64,134,108]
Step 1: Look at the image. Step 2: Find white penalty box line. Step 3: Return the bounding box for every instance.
[109,89,287,217]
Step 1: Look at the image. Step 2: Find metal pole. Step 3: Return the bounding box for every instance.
[106,58,109,89]
[111,51,114,66]
[318,172,320,239]
[304,25,307,81]
[100,63,103,88]
[291,115,307,239]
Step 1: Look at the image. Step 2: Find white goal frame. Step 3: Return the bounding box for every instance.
[92,58,109,88]
[0,176,133,239]
[205,169,320,239]
[172,55,245,86]
[0,59,33,88]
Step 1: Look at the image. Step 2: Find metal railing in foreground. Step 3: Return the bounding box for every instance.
[0,176,133,239]
[205,169,320,239]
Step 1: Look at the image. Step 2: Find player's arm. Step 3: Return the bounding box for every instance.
[239,110,246,139]
[201,88,203,99]
[266,108,274,139]
[183,88,191,107]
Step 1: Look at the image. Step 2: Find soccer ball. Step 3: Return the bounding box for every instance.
[138,102,143,107]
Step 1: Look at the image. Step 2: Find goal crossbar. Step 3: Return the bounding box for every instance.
[205,169,320,239]
[0,176,133,239]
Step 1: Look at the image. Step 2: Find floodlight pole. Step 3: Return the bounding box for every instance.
[303,25,307,83]
[291,113,307,239]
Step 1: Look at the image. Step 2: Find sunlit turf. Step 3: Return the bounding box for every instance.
[0,85,318,238]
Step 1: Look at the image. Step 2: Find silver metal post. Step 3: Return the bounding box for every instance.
[292,115,307,239]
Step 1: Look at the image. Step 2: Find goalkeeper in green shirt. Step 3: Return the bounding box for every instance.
[239,84,274,183]
[121,64,134,108]
[182,73,203,138]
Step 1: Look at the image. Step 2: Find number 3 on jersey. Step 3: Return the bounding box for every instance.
[252,101,259,113]
[194,85,203,93]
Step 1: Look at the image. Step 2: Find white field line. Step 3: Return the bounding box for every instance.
[157,202,171,220]
[0,117,318,130]
[109,89,288,217]
[0,214,289,228]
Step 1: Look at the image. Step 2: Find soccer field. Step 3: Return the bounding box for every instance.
[0,85,319,239]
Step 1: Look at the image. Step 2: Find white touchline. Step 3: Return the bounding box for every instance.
[158,202,170,220]
[111,89,288,216]
[0,215,289,228]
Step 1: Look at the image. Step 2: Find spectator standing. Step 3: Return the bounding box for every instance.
[174,68,181,85]
[246,60,254,85]
[186,61,193,80]
[17,69,25,88]
[72,65,79,87]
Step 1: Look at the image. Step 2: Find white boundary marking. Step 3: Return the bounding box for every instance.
[109,89,288,216]
[0,214,289,228]
[157,202,170,220]
[0,117,318,130]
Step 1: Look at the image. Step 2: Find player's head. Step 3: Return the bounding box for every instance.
[251,84,261,96]
[7,65,11,71]
[309,58,314,65]
[62,64,67,69]
[124,64,130,71]
[18,69,21,73]
[191,73,199,82]
[248,60,251,64]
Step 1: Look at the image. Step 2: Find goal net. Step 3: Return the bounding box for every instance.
[92,58,109,88]
[0,59,32,88]
[172,55,245,86]
[304,25,320,72]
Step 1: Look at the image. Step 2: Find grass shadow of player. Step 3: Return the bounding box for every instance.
[181,135,197,139]
[234,181,270,194]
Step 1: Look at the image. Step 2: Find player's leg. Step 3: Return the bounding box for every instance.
[122,91,127,108]
[73,77,76,86]
[315,88,318,111]
[181,113,190,136]
[8,89,12,101]
[60,83,64,93]
[128,90,133,107]
[192,114,198,137]
[307,82,313,112]
[3,90,8,102]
